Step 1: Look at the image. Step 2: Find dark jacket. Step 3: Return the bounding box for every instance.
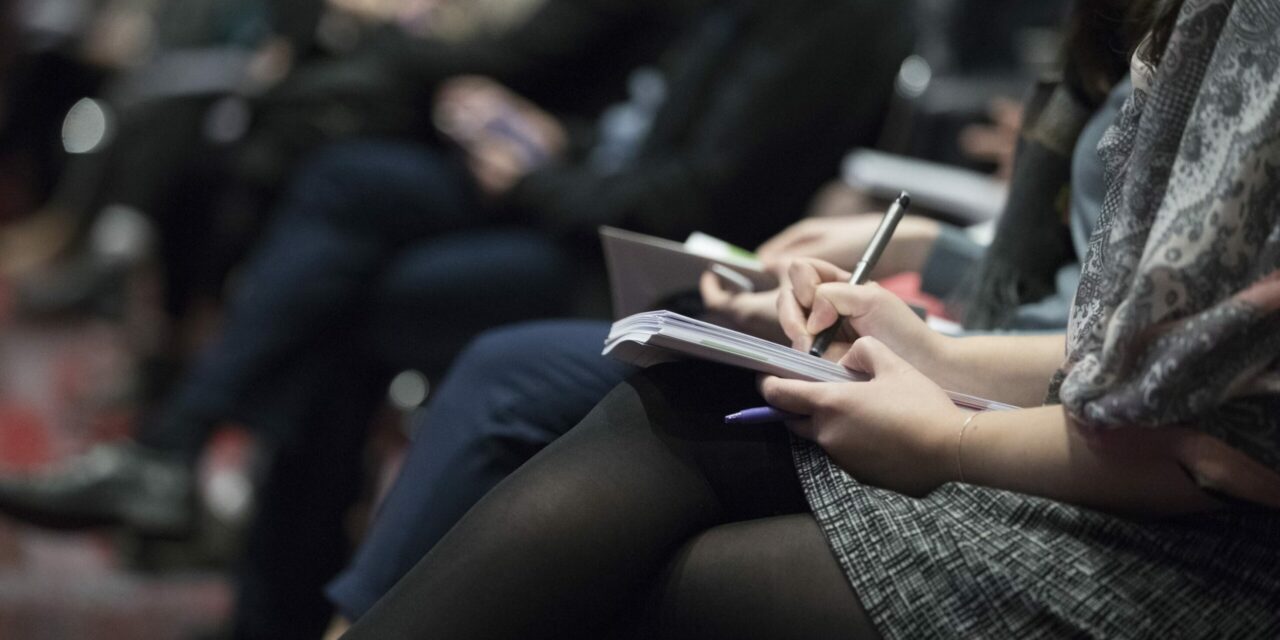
[243,0,696,186]
[255,0,914,249]
[505,0,917,248]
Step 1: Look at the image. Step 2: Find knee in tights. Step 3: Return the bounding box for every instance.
[635,514,881,640]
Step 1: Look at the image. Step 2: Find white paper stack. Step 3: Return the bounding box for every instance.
[604,310,1017,411]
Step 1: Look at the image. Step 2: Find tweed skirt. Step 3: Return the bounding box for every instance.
[792,441,1280,638]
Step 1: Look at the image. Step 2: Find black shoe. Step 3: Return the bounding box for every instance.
[0,441,196,537]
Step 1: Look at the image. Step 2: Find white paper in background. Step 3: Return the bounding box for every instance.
[842,148,1009,225]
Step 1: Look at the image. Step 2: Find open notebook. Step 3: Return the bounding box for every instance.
[604,311,1016,412]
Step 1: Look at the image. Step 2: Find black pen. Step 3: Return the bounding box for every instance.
[808,191,911,357]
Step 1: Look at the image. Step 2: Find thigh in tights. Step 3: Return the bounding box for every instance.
[344,362,881,639]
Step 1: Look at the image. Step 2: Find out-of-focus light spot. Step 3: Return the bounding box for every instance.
[61,98,114,154]
[204,97,252,145]
[896,55,933,99]
[206,467,253,523]
[389,370,430,411]
[91,204,153,263]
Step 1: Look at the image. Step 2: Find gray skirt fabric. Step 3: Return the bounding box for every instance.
[792,440,1280,639]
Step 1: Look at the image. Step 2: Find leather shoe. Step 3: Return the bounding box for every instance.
[0,441,196,537]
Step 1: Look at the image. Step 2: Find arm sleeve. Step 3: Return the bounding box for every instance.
[503,0,916,246]
[382,0,686,115]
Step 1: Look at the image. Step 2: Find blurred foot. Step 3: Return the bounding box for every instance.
[0,441,196,537]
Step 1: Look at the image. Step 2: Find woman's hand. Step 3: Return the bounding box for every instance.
[433,76,567,197]
[778,258,947,372]
[699,270,787,344]
[756,213,940,277]
[761,337,965,496]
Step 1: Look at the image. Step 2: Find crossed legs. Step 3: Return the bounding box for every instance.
[344,363,880,639]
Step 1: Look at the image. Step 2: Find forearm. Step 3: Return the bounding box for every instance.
[930,334,1065,407]
[953,405,1221,517]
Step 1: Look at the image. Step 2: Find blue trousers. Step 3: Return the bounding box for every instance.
[135,139,576,639]
[144,139,574,455]
[325,320,634,620]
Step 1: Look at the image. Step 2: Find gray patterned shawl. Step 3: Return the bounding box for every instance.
[1053,0,1280,473]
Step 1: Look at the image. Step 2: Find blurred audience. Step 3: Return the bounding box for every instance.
[0,0,1156,638]
[0,0,914,637]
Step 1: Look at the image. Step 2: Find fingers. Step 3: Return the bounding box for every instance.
[699,270,732,310]
[777,258,851,350]
[759,376,852,444]
[758,376,826,415]
[759,231,819,264]
[838,336,910,377]
[803,281,886,336]
[756,219,813,260]
[466,137,527,197]
[787,259,852,311]
[435,76,528,147]
[777,283,812,351]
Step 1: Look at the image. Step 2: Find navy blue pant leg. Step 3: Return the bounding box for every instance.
[230,344,386,640]
[230,232,573,640]
[325,320,635,620]
[141,140,481,458]
[360,229,577,376]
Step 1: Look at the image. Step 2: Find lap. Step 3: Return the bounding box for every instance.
[362,236,576,373]
[281,138,480,238]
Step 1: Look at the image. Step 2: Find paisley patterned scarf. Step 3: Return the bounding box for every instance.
[1052,0,1280,473]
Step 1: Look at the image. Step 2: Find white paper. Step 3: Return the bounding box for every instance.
[605,311,1018,411]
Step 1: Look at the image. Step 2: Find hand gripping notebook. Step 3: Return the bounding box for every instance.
[603,310,1016,411]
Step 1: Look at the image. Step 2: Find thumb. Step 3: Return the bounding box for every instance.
[839,336,909,377]
[758,376,827,416]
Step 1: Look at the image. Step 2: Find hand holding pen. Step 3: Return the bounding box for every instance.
[729,192,912,424]
[809,192,909,357]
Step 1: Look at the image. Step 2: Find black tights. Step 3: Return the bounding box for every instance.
[344,363,880,639]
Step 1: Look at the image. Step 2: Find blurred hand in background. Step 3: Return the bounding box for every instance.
[433,75,567,197]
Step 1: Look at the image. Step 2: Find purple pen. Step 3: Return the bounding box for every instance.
[723,406,805,425]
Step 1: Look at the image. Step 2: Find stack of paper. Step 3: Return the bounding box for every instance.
[604,310,1016,411]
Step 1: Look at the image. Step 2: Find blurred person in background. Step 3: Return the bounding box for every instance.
[0,1,915,637]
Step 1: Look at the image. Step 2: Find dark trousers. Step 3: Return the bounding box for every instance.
[143,139,494,454]
[131,139,575,639]
[325,320,634,620]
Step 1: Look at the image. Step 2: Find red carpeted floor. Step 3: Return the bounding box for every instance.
[0,279,234,639]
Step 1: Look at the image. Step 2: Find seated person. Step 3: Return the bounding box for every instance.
[0,1,915,637]
[343,1,1280,636]
[324,15,1136,628]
